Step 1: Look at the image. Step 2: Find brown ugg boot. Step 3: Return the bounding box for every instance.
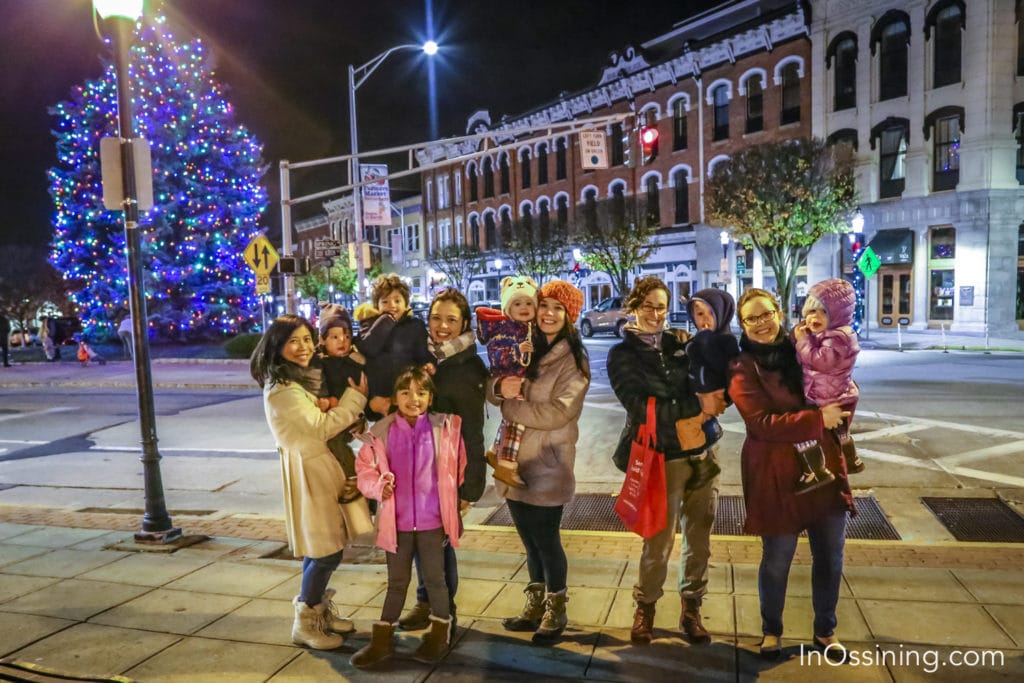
[630,601,656,645]
[398,601,431,631]
[502,582,546,631]
[413,614,452,663]
[291,597,344,650]
[680,597,711,645]
[349,621,394,669]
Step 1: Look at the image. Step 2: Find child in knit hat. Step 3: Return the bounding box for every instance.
[791,278,864,495]
[476,275,539,489]
[317,303,368,479]
[682,289,736,491]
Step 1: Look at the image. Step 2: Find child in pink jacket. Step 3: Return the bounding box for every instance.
[792,278,864,495]
[352,366,466,668]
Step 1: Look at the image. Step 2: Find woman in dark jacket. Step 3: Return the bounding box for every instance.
[728,288,853,661]
[397,287,488,632]
[607,276,724,647]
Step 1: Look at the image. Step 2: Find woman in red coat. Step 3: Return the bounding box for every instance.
[728,288,853,662]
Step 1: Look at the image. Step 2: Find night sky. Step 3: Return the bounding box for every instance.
[0,0,719,246]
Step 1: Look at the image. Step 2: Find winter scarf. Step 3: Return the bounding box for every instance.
[739,329,805,399]
[428,329,477,363]
[623,320,663,350]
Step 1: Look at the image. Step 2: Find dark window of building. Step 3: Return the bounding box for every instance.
[537,143,549,184]
[483,158,494,198]
[610,123,624,166]
[879,124,908,198]
[1016,108,1024,184]
[745,77,763,133]
[538,199,551,240]
[499,207,512,247]
[521,149,531,189]
[555,138,567,180]
[878,16,909,100]
[520,205,533,241]
[673,169,689,224]
[584,189,598,232]
[484,211,497,249]
[645,176,660,226]
[469,215,480,247]
[1018,1,1024,76]
[556,195,569,229]
[499,153,510,195]
[672,99,688,150]
[1017,223,1024,321]
[610,183,626,227]
[713,85,729,140]
[931,3,964,88]
[780,63,801,124]
[468,164,478,202]
[933,115,961,191]
[827,128,859,151]
[829,33,857,111]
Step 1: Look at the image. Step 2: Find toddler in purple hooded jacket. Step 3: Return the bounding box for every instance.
[792,278,865,494]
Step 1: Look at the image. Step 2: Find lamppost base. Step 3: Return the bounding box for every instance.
[134,527,183,545]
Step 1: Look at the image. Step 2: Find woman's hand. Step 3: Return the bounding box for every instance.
[498,376,525,399]
[369,395,391,415]
[820,403,851,429]
[349,372,369,397]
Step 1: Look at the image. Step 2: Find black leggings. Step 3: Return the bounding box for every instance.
[507,499,567,593]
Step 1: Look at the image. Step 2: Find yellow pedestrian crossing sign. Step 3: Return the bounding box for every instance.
[244,235,279,275]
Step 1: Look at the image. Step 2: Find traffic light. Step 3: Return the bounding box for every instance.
[640,126,659,164]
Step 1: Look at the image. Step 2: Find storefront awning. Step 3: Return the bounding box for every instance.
[867,228,914,265]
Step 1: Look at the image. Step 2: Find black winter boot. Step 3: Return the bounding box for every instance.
[794,442,835,495]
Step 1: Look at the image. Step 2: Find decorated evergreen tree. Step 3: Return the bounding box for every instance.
[48,15,268,341]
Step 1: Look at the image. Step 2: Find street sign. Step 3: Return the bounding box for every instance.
[255,273,270,294]
[243,235,279,275]
[857,246,881,279]
[314,238,342,259]
[579,130,609,169]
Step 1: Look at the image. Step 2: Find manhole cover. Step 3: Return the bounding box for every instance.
[921,497,1024,542]
[483,494,900,540]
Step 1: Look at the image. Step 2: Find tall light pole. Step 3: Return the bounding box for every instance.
[93,0,180,542]
[849,207,867,337]
[348,40,437,303]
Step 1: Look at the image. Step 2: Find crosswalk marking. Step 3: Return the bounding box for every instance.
[0,406,78,423]
[934,441,1024,467]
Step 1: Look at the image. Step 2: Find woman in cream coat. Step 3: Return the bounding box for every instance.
[250,314,368,650]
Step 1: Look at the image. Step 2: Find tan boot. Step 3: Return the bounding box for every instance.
[350,621,395,669]
[630,601,656,645]
[502,582,546,631]
[321,588,354,634]
[680,597,711,645]
[291,597,344,650]
[532,589,568,644]
[398,601,431,631]
[413,614,452,663]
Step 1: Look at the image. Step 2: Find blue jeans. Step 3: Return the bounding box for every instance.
[414,540,458,606]
[759,511,847,638]
[299,550,343,607]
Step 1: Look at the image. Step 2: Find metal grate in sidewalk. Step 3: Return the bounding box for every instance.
[483,494,901,540]
[921,497,1024,543]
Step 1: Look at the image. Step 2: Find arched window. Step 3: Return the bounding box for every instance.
[780,63,801,124]
[610,123,624,166]
[644,176,660,226]
[610,182,626,228]
[872,117,909,198]
[713,84,730,140]
[519,204,533,241]
[745,76,763,133]
[555,138,567,180]
[827,32,858,111]
[537,143,549,184]
[468,163,478,202]
[499,152,510,195]
[556,194,569,229]
[499,207,512,247]
[673,169,690,224]
[538,198,551,240]
[484,211,497,249]
[927,1,964,88]
[873,11,910,101]
[925,107,964,191]
[521,148,532,189]
[483,157,495,198]
[827,128,859,151]
[584,188,598,232]
[672,97,688,151]
[1018,0,1024,76]
[453,170,462,206]
[1017,223,1024,321]
[1015,103,1024,184]
[469,214,480,247]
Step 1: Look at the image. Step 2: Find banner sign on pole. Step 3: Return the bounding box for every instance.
[360,163,391,226]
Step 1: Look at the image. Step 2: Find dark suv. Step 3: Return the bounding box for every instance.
[579,296,631,337]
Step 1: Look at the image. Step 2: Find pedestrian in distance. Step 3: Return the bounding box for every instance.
[249,314,368,651]
[118,314,133,359]
[607,276,722,646]
[40,316,60,362]
[0,310,11,367]
[728,288,853,662]
[350,366,467,668]
[76,338,106,366]
[398,287,489,633]
[491,280,589,645]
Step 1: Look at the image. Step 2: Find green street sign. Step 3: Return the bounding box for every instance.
[857,246,881,278]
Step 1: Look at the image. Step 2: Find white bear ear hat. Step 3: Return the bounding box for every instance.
[500,275,539,317]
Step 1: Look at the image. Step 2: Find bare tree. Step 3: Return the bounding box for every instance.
[428,244,485,292]
[0,245,71,336]
[575,195,656,296]
[501,214,569,284]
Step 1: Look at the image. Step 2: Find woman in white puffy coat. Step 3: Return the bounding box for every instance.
[251,315,368,650]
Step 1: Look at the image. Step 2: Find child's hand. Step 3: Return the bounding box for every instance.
[697,390,727,416]
[424,362,436,375]
[793,322,808,341]
[316,397,331,412]
[381,482,394,499]
[519,340,534,354]
[369,395,392,415]
[349,372,369,397]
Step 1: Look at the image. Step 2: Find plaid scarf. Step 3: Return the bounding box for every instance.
[427,329,477,362]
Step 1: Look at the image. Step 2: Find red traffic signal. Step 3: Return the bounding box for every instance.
[640,126,659,163]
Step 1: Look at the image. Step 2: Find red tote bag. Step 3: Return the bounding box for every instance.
[614,398,667,538]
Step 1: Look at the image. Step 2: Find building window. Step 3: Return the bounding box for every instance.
[829,33,857,111]
[425,178,433,212]
[484,212,497,249]
[879,124,908,198]
[519,205,533,241]
[453,171,461,206]
[877,15,909,101]
[468,165,478,202]
[483,157,494,198]
[437,174,449,209]
[521,149,531,189]
[1017,110,1024,184]
[537,143,549,184]
[455,217,463,245]
[610,123,624,166]
[672,99,687,150]
[780,63,801,125]
[556,195,568,229]
[1017,223,1024,321]
[610,183,626,228]
[673,169,690,224]
[713,85,729,140]
[933,115,961,191]
[499,153,510,195]
[426,221,434,256]
[930,3,963,88]
[1019,2,1024,76]
[469,215,480,247]
[745,77,763,133]
[439,221,451,248]
[556,138,567,180]
[584,188,597,232]
[405,223,420,253]
[538,199,551,239]
[645,176,660,226]
[929,227,956,322]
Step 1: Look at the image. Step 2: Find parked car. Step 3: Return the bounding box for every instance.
[579,296,631,338]
[471,300,502,330]
[7,321,39,347]
[409,300,430,323]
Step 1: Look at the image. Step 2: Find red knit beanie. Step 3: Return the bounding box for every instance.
[539,280,584,324]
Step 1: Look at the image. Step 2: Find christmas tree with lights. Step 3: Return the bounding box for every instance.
[48,14,268,341]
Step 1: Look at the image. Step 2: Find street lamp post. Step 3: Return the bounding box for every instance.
[849,207,868,338]
[348,41,437,304]
[719,230,731,293]
[93,0,180,543]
